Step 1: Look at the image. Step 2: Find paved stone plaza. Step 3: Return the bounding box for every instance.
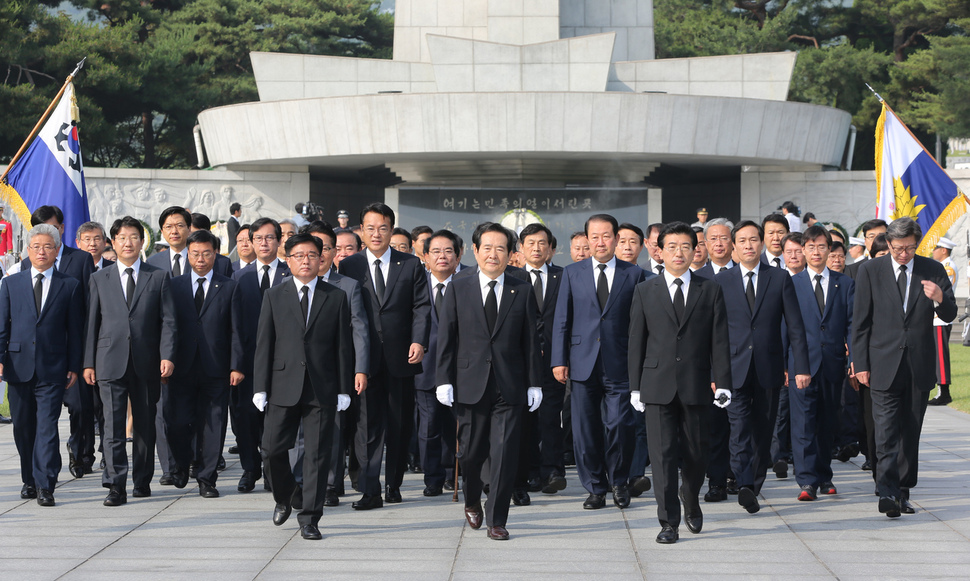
[2,405,969,580]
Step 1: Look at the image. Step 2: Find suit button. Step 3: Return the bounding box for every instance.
[748,345,753,350]
[486,359,491,364]
[301,361,306,366]
[677,336,682,341]
[820,325,825,331]
[491,340,495,344]
[676,357,681,362]
[129,317,133,322]
[597,338,600,342]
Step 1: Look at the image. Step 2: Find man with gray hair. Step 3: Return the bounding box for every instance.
[0,224,85,506]
[76,222,112,271]
[851,217,956,517]
[695,218,736,280]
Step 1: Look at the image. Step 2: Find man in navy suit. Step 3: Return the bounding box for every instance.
[338,203,430,509]
[0,224,84,506]
[166,230,245,497]
[231,217,291,493]
[436,223,543,541]
[787,225,854,501]
[552,214,648,510]
[413,230,461,497]
[714,220,810,514]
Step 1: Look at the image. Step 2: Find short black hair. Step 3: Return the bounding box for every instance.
[229,202,241,214]
[191,212,211,231]
[781,232,803,248]
[472,222,515,250]
[732,220,763,242]
[237,223,251,235]
[411,225,433,240]
[830,241,846,254]
[870,233,889,255]
[802,225,831,247]
[761,213,789,233]
[645,223,664,238]
[584,214,619,236]
[249,217,281,241]
[570,231,587,242]
[337,229,362,251]
[30,205,63,227]
[284,232,323,254]
[360,202,395,227]
[425,229,461,255]
[110,216,145,240]
[391,227,413,244]
[861,219,888,235]
[618,223,645,245]
[519,223,553,245]
[802,212,816,224]
[828,229,845,243]
[550,234,557,250]
[657,222,697,249]
[187,229,217,251]
[302,221,337,246]
[159,206,191,230]
[780,201,799,216]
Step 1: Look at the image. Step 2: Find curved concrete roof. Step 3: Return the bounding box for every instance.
[198,92,851,182]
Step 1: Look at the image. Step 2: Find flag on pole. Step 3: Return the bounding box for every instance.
[875,101,968,256]
[0,82,90,248]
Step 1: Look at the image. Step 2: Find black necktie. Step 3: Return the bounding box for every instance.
[195,278,205,314]
[374,259,385,303]
[435,282,445,319]
[172,253,182,277]
[773,257,781,269]
[719,266,728,274]
[814,274,825,314]
[655,264,664,275]
[897,265,908,308]
[596,263,609,311]
[673,278,685,324]
[34,273,43,315]
[125,267,135,308]
[484,280,498,332]
[260,264,270,295]
[301,285,310,324]
[532,269,544,310]
[745,271,756,312]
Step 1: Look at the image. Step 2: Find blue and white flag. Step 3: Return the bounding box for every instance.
[1,82,90,247]
[875,102,967,256]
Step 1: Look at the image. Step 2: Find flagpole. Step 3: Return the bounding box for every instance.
[0,57,86,185]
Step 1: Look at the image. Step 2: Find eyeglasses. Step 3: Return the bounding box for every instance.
[114,236,142,244]
[663,243,694,254]
[162,223,187,232]
[252,235,277,243]
[189,251,214,260]
[429,248,456,257]
[29,244,57,252]
[363,226,390,235]
[288,252,320,262]
[79,236,104,244]
[803,243,828,253]
[888,243,917,254]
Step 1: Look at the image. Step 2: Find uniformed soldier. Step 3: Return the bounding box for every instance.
[929,237,958,406]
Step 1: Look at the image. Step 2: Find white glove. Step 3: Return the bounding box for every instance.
[252,392,268,412]
[527,387,543,412]
[630,390,645,412]
[436,384,454,407]
[336,394,351,412]
[713,388,732,409]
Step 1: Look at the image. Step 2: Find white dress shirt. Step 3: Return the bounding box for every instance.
[739,262,761,299]
[663,269,691,303]
[29,266,53,311]
[190,270,212,300]
[479,271,505,311]
[256,257,282,287]
[807,265,830,305]
[293,276,318,324]
[431,274,454,308]
[764,251,785,270]
[117,259,142,302]
[893,258,914,313]
[169,247,188,274]
[366,248,391,294]
[527,263,548,302]
[591,256,617,291]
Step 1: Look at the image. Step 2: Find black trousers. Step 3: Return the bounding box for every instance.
[262,375,334,527]
[514,402,540,492]
[165,364,230,486]
[537,381,566,479]
[100,362,157,490]
[770,379,792,463]
[645,393,708,529]
[63,379,97,468]
[415,388,449,488]
[456,375,523,528]
[706,403,732,487]
[230,376,264,476]
[727,364,780,494]
[871,355,929,500]
[8,379,65,490]
[355,364,415,496]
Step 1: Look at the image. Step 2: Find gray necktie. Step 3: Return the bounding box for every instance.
[172,253,182,277]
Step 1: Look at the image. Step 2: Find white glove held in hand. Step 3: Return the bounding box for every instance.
[336,394,351,412]
[713,389,732,409]
[253,392,268,412]
[436,385,454,407]
[630,390,645,412]
[527,387,543,412]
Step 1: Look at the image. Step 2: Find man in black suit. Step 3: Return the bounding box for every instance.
[231,217,291,493]
[0,224,85,506]
[338,202,430,509]
[629,222,733,543]
[226,202,242,252]
[845,219,888,279]
[761,214,789,269]
[166,230,245,498]
[253,233,354,540]
[851,217,956,517]
[413,229,461,497]
[714,220,810,514]
[436,223,543,541]
[190,212,233,277]
[232,224,254,272]
[83,216,177,506]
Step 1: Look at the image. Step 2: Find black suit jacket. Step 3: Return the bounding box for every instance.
[169,273,244,379]
[628,274,732,405]
[844,256,868,279]
[436,273,542,406]
[254,279,353,407]
[338,249,431,378]
[227,216,240,252]
[232,259,291,376]
[84,261,178,395]
[851,255,956,392]
[414,273,444,392]
[694,261,734,280]
[507,264,563,384]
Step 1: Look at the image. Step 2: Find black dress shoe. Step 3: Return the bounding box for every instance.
[527,477,543,493]
[83,462,96,475]
[878,496,901,518]
[69,458,84,479]
[928,394,952,406]
[629,475,651,497]
[291,486,303,510]
[487,525,510,540]
[612,484,631,509]
[900,498,916,514]
[216,456,226,471]
[423,485,443,497]
[704,485,727,502]
[512,490,531,506]
[656,524,679,544]
[273,502,291,526]
[352,494,383,510]
[21,484,37,499]
[443,480,455,491]
[0,414,12,424]
[227,445,239,454]
[464,504,484,529]
[324,489,340,507]
[159,473,175,486]
[773,459,788,479]
[37,489,55,507]
[104,487,127,506]
[482,483,490,495]
[301,524,322,540]
[725,477,739,495]
[738,486,760,514]
[237,471,258,493]
[679,489,703,534]
[172,469,189,489]
[188,463,198,479]
[861,460,873,471]
[132,486,151,498]
[583,493,606,510]
[541,473,567,494]
[385,487,402,503]
[836,442,860,462]
[199,483,220,498]
[562,450,576,466]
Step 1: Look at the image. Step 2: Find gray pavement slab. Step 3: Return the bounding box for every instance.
[1,406,970,579]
